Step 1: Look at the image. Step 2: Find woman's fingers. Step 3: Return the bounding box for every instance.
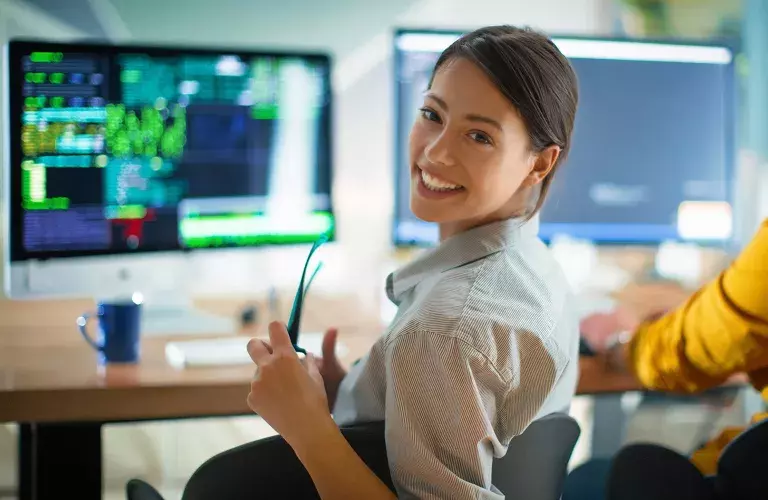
[268,321,298,356]
[247,337,272,364]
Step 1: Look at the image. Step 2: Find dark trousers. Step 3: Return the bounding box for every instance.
[563,418,768,500]
[181,421,395,500]
[607,418,768,500]
[606,444,719,500]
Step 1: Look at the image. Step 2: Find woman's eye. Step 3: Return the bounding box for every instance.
[419,107,440,123]
[469,132,491,145]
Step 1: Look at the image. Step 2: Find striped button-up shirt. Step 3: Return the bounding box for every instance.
[334,218,580,499]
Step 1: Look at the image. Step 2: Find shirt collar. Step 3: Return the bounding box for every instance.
[386,216,538,304]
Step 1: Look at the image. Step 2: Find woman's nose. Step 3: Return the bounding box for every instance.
[424,131,455,167]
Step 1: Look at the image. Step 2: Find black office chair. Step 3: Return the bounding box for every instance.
[186,420,393,500]
[128,413,579,500]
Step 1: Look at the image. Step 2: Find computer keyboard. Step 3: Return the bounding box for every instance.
[141,308,237,337]
[165,333,349,369]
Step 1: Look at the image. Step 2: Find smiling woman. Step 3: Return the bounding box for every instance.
[242,25,581,500]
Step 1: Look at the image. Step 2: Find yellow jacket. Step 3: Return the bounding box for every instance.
[627,219,768,475]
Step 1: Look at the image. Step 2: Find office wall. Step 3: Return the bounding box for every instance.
[0,0,611,494]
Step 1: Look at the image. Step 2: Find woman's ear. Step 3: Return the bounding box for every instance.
[523,145,561,187]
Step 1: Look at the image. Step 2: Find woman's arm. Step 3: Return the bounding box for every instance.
[292,416,396,500]
[627,220,768,393]
[246,323,395,500]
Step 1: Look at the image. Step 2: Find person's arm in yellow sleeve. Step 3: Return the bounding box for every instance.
[627,219,768,393]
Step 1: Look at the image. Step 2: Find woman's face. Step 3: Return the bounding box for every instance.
[408,57,556,237]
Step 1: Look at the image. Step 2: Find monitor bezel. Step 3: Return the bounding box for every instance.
[391,28,739,248]
[6,38,335,262]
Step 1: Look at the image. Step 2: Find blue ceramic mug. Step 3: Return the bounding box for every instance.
[77,300,142,364]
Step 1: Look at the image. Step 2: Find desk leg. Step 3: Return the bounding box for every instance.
[18,422,102,500]
[590,395,629,458]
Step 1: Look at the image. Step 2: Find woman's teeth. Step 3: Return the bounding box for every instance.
[421,170,462,191]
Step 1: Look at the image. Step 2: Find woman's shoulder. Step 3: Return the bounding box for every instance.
[400,239,572,331]
[463,240,572,323]
[384,244,575,380]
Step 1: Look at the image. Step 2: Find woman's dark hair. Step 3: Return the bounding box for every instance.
[430,25,579,216]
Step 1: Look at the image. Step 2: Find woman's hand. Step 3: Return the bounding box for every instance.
[580,306,640,353]
[585,283,690,353]
[313,328,348,412]
[246,321,334,446]
[580,305,671,354]
[248,324,396,499]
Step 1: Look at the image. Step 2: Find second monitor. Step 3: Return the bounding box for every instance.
[393,31,735,246]
[5,40,334,332]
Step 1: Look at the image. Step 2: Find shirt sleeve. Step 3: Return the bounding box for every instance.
[629,219,768,393]
[383,329,562,499]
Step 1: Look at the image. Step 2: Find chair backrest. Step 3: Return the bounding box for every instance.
[180,421,393,500]
[492,412,581,500]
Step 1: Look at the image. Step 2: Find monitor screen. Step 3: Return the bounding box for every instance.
[6,40,333,262]
[393,31,735,246]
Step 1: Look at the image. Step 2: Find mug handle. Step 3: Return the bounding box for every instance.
[77,312,101,351]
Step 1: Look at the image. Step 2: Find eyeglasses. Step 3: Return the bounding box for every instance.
[286,231,330,354]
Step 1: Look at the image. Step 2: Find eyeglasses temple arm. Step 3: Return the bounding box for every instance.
[286,233,329,345]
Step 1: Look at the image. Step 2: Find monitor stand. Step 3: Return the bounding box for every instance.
[137,294,237,337]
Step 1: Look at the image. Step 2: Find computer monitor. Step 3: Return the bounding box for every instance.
[3,40,333,334]
[393,30,736,246]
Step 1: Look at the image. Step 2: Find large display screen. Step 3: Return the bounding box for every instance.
[393,31,735,245]
[6,40,334,261]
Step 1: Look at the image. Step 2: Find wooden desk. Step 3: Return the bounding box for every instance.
[1,328,645,424]
[577,356,648,394]
[0,283,705,423]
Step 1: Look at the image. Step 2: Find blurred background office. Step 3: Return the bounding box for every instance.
[1,0,767,499]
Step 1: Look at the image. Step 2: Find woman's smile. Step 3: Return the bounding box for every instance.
[413,165,466,200]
